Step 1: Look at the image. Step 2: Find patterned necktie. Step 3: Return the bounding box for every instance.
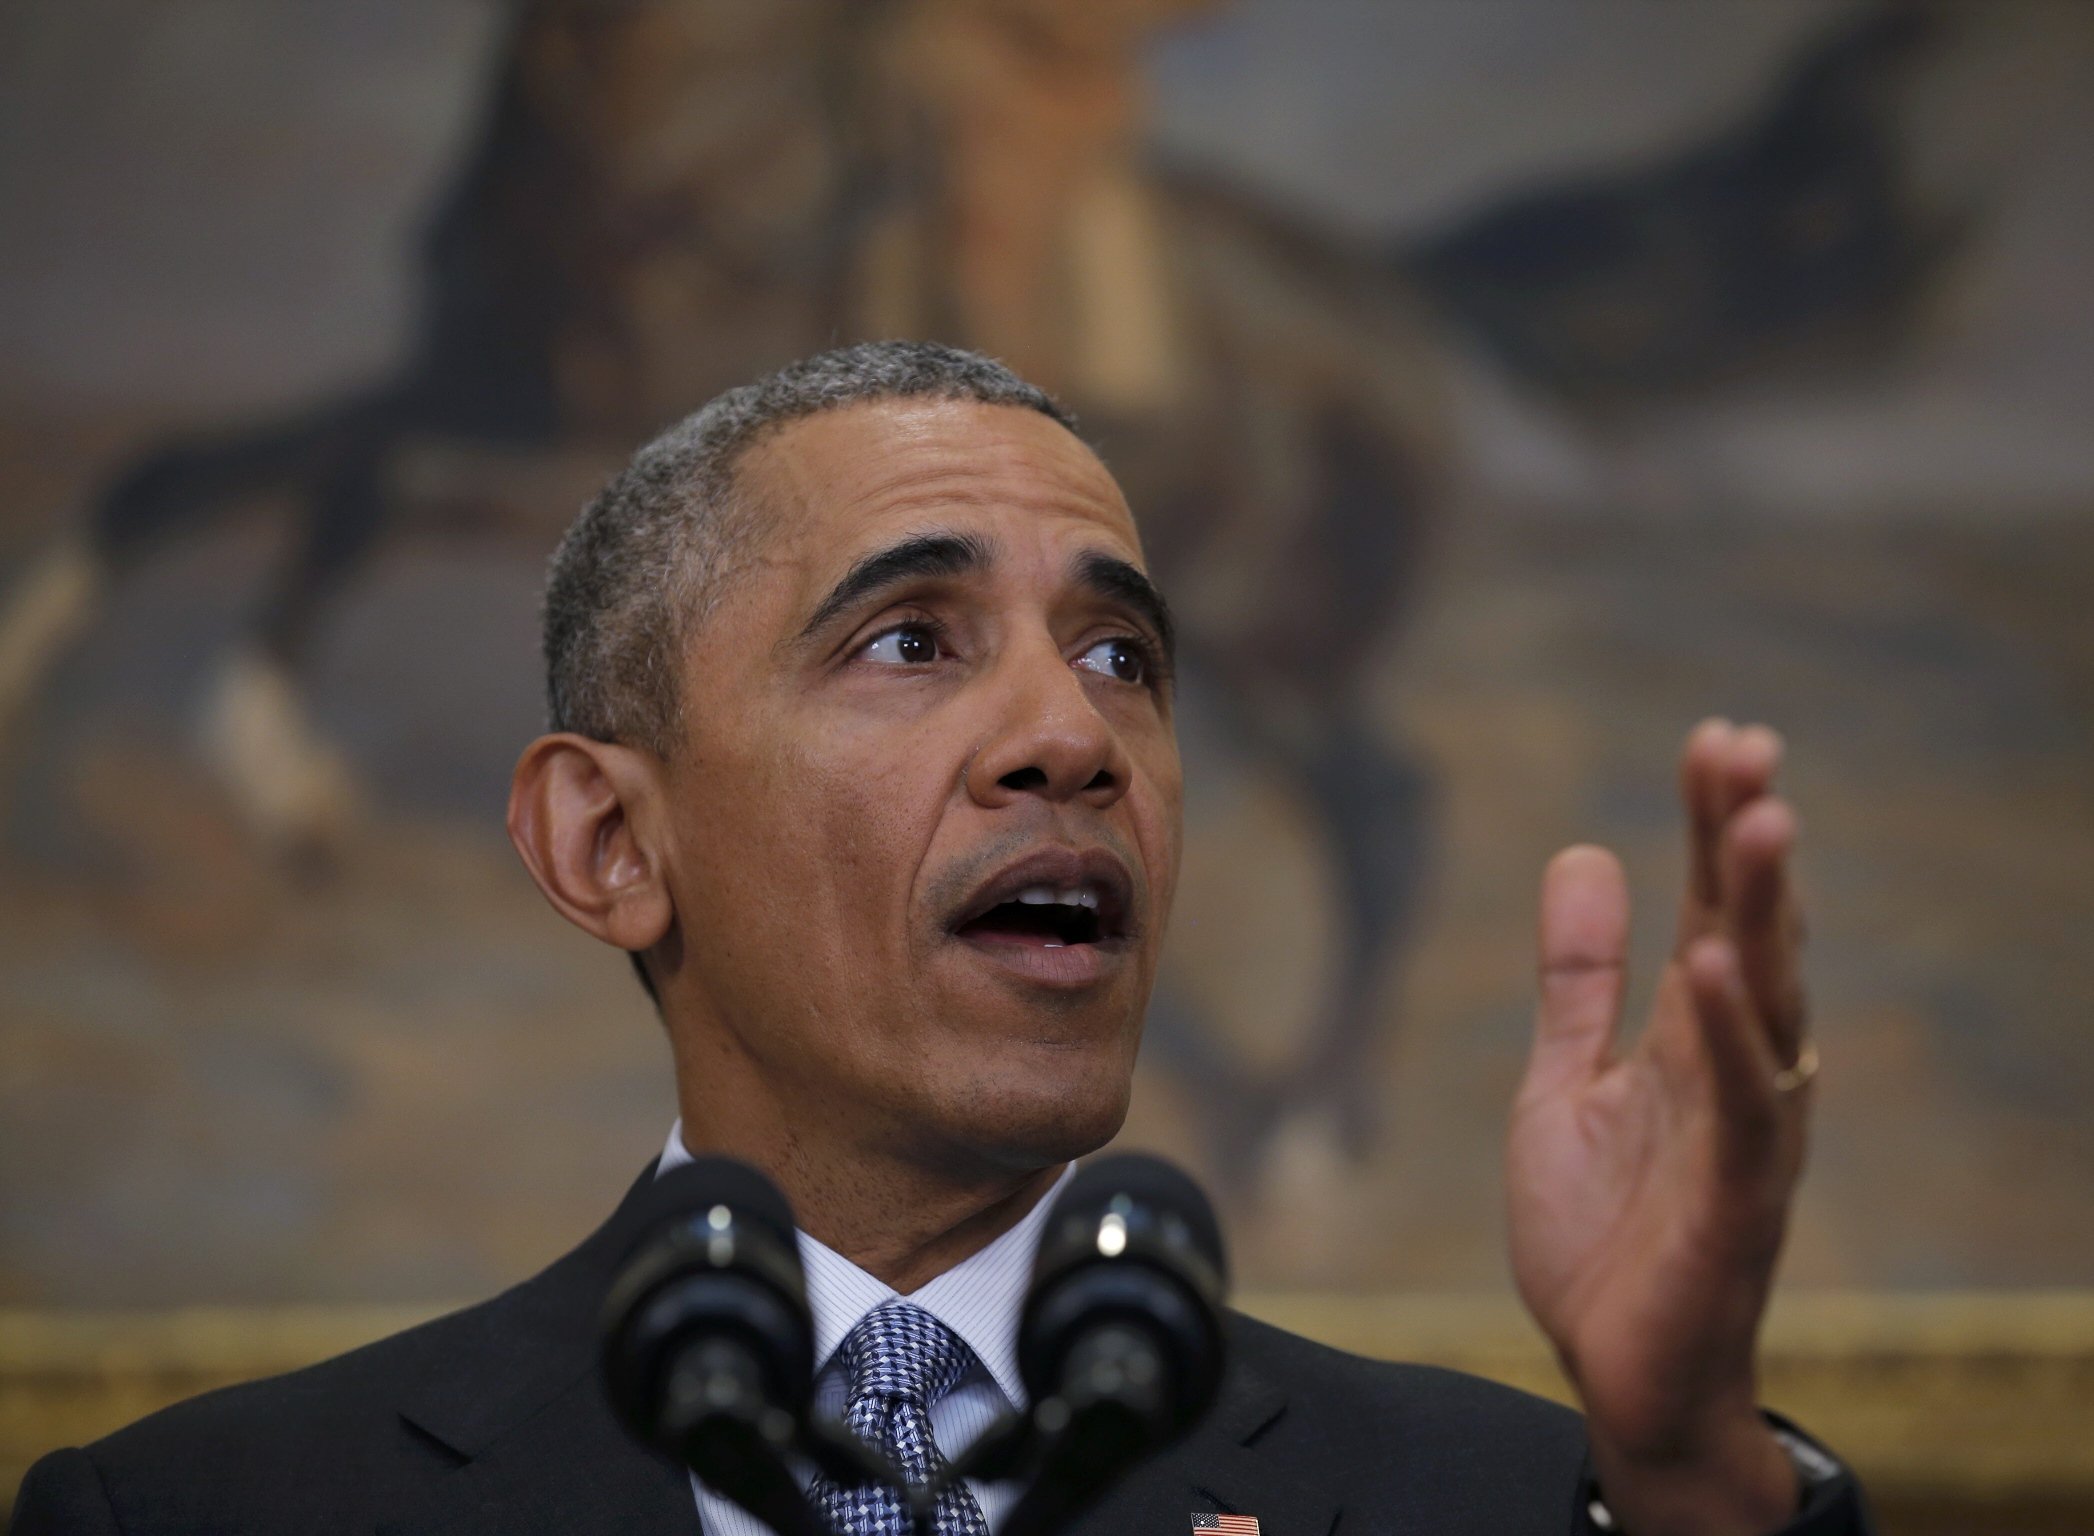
[807,1301,992,1536]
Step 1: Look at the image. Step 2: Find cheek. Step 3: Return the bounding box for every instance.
[669,732,935,1055]
[1128,735,1185,927]
[768,720,949,946]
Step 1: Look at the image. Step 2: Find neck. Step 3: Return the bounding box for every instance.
[671,1065,1067,1294]
[798,1156,1065,1295]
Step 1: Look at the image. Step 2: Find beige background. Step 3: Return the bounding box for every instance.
[1,0,2089,1309]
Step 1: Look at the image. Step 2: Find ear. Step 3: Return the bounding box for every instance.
[506,732,674,959]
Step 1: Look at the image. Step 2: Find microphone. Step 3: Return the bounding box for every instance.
[956,1154,1229,1536]
[599,1157,894,1536]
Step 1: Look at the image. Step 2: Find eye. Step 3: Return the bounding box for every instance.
[1074,636,1150,685]
[860,621,944,665]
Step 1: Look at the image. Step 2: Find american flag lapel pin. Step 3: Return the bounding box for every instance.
[1191,1514,1261,1535]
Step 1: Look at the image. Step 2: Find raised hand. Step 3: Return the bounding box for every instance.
[1506,720,1814,1536]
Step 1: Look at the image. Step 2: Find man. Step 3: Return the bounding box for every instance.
[15,342,1862,1535]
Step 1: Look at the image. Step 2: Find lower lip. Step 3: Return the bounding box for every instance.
[951,931,1125,988]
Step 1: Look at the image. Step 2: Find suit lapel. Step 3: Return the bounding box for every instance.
[380,1165,697,1536]
[1071,1326,1342,1536]
[380,1370,694,1536]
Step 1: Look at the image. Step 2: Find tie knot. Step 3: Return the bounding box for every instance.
[836,1301,975,1410]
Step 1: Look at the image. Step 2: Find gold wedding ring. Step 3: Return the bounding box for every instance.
[1772,1040,1820,1094]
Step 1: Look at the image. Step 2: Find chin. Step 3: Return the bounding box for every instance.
[916,1049,1135,1175]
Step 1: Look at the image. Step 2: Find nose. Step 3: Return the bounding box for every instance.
[964,639,1132,811]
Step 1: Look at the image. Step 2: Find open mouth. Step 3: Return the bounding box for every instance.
[955,885,1112,947]
[947,850,1134,956]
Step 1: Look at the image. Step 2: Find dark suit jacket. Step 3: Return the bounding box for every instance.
[14,1168,1871,1535]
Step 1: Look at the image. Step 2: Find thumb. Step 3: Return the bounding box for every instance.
[1524,844,1630,1096]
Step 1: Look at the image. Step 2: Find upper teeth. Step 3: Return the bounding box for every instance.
[1014,885,1099,910]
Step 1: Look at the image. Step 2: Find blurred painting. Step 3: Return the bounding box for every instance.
[1,0,2090,1318]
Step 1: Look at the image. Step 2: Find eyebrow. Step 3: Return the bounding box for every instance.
[1074,549,1176,671]
[798,530,994,641]
[794,528,1177,671]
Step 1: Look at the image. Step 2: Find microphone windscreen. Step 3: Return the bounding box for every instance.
[626,1156,799,1254]
[1052,1153,1226,1284]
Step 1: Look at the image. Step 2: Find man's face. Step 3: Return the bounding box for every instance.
[654,399,1182,1175]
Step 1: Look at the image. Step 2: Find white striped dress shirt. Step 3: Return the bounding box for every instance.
[657,1123,1073,1536]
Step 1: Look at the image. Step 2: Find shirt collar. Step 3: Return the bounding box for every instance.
[657,1121,1068,1411]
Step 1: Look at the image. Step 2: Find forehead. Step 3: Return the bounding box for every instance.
[734,399,1143,582]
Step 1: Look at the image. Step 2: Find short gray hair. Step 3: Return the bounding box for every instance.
[542,340,1078,753]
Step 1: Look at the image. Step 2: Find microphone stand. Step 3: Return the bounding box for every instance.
[655,1348,940,1536]
[939,1318,1177,1536]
